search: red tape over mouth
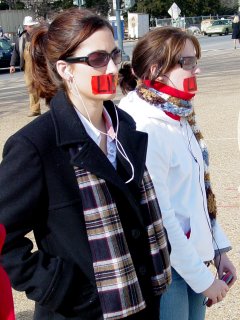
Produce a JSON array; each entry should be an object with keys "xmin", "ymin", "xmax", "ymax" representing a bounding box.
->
[
  {"xmin": 183, "ymin": 76, "xmax": 197, "ymax": 92},
  {"xmin": 91, "ymin": 74, "xmax": 118, "ymax": 95}
]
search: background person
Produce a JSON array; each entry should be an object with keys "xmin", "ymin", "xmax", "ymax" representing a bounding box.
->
[
  {"xmin": 10, "ymin": 16, "xmax": 40, "ymax": 117},
  {"xmin": 232, "ymin": 15, "xmax": 240, "ymax": 49},
  {"xmin": 0, "ymin": 224, "xmax": 15, "ymax": 320},
  {"xmin": 118, "ymin": 26, "xmax": 237, "ymax": 320},
  {"xmin": 238, "ymin": 111, "xmax": 240, "ymax": 192},
  {"xmin": 0, "ymin": 8, "xmax": 171, "ymax": 320}
]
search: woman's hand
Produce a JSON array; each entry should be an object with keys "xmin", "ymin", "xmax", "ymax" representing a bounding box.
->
[
  {"xmin": 202, "ymin": 279, "xmax": 229, "ymax": 306},
  {"xmin": 214, "ymin": 252, "xmax": 237, "ymax": 288}
]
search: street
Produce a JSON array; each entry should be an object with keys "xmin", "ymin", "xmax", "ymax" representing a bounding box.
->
[
  {"xmin": 123, "ymin": 33, "xmax": 237, "ymax": 58},
  {"xmin": 0, "ymin": 36, "xmax": 240, "ymax": 320}
]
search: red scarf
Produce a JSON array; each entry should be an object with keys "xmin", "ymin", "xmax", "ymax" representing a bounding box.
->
[
  {"xmin": 0, "ymin": 224, "xmax": 15, "ymax": 320},
  {"xmin": 143, "ymin": 80, "xmax": 195, "ymax": 121}
]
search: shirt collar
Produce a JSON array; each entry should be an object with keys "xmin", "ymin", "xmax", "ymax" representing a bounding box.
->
[{"xmin": 75, "ymin": 107, "xmax": 115, "ymax": 146}]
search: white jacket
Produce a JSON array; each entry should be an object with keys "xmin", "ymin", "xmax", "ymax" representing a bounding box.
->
[{"xmin": 119, "ymin": 91, "xmax": 231, "ymax": 293}]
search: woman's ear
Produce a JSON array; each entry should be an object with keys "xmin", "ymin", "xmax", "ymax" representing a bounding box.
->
[
  {"xmin": 56, "ymin": 60, "xmax": 73, "ymax": 81},
  {"xmin": 150, "ymin": 64, "xmax": 163, "ymax": 81},
  {"xmin": 156, "ymin": 75, "xmax": 165, "ymax": 82}
]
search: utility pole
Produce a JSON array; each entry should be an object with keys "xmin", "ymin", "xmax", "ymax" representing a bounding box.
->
[{"xmin": 115, "ymin": 0, "xmax": 130, "ymax": 61}]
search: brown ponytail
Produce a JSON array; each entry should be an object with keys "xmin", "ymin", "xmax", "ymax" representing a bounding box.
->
[
  {"xmin": 118, "ymin": 62, "xmax": 137, "ymax": 95},
  {"xmin": 30, "ymin": 24, "xmax": 63, "ymax": 105}
]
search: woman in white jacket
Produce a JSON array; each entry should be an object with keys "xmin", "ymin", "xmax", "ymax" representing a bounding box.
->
[{"xmin": 118, "ymin": 27, "xmax": 237, "ymax": 320}]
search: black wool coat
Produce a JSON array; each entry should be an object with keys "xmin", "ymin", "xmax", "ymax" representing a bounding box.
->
[{"xmin": 0, "ymin": 91, "xmax": 162, "ymax": 320}]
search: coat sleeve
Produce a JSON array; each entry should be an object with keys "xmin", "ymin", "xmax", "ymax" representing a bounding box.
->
[
  {"xmin": 0, "ymin": 134, "xmax": 98, "ymax": 316},
  {"xmin": 138, "ymin": 120, "xmax": 215, "ymax": 294},
  {"xmin": 10, "ymin": 38, "xmax": 20, "ymax": 67}
]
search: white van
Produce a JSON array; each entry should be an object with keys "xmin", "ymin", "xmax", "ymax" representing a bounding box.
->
[{"xmin": 201, "ymin": 19, "xmax": 214, "ymax": 35}]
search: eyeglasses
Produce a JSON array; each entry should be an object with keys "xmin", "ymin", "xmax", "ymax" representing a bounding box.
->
[
  {"xmin": 64, "ymin": 48, "xmax": 122, "ymax": 68},
  {"xmin": 178, "ymin": 56, "xmax": 198, "ymax": 70}
]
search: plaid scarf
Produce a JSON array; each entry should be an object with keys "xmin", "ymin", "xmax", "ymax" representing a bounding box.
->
[
  {"xmin": 74, "ymin": 166, "xmax": 171, "ymax": 319},
  {"xmin": 136, "ymin": 83, "xmax": 217, "ymax": 222}
]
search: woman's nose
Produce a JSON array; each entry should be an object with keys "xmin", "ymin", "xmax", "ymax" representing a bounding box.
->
[
  {"xmin": 193, "ymin": 66, "xmax": 201, "ymax": 75},
  {"xmin": 106, "ymin": 58, "xmax": 118, "ymax": 75}
]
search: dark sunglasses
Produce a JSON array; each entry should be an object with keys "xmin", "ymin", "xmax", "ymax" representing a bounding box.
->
[
  {"xmin": 178, "ymin": 56, "xmax": 198, "ymax": 70},
  {"xmin": 64, "ymin": 48, "xmax": 122, "ymax": 68}
]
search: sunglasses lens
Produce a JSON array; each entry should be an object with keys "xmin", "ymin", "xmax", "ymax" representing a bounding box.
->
[
  {"xmin": 88, "ymin": 49, "xmax": 122, "ymax": 67},
  {"xmin": 181, "ymin": 57, "xmax": 197, "ymax": 70},
  {"xmin": 112, "ymin": 49, "xmax": 122, "ymax": 64},
  {"xmin": 88, "ymin": 52, "xmax": 109, "ymax": 68}
]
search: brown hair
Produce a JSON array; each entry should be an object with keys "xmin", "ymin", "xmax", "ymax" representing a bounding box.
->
[
  {"xmin": 30, "ymin": 8, "xmax": 113, "ymax": 104},
  {"xmin": 119, "ymin": 27, "xmax": 201, "ymax": 94}
]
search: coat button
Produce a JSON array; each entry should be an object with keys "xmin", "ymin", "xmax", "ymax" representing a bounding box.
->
[
  {"xmin": 131, "ymin": 229, "xmax": 141, "ymax": 239},
  {"xmin": 138, "ymin": 265, "xmax": 147, "ymax": 276}
]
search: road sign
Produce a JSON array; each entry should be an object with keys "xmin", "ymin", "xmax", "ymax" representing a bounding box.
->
[{"xmin": 168, "ymin": 2, "xmax": 181, "ymax": 20}]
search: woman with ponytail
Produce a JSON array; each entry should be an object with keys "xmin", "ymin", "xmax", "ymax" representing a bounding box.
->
[
  {"xmin": 0, "ymin": 8, "xmax": 171, "ymax": 320},
  {"xmin": 118, "ymin": 27, "xmax": 237, "ymax": 320}
]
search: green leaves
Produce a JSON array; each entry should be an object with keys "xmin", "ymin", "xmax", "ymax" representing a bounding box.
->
[
  {"xmin": 85, "ymin": 0, "xmax": 110, "ymax": 16},
  {"xmin": 131, "ymin": 0, "xmax": 231, "ymax": 18}
]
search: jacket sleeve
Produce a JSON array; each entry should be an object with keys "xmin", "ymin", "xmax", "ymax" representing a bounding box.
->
[
  {"xmin": 10, "ymin": 38, "xmax": 20, "ymax": 67},
  {"xmin": 138, "ymin": 120, "xmax": 215, "ymax": 294},
  {"xmin": 0, "ymin": 134, "xmax": 98, "ymax": 316}
]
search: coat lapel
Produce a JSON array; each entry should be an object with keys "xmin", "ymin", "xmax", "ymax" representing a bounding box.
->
[
  {"xmin": 70, "ymin": 139, "xmax": 124, "ymax": 190},
  {"xmin": 69, "ymin": 139, "xmax": 146, "ymax": 227},
  {"xmin": 50, "ymin": 91, "xmax": 148, "ymax": 225}
]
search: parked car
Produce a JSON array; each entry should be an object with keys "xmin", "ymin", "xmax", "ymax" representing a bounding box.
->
[
  {"xmin": 206, "ymin": 19, "xmax": 233, "ymax": 36},
  {"xmin": 0, "ymin": 37, "xmax": 13, "ymax": 69},
  {"xmin": 201, "ymin": 19, "xmax": 214, "ymax": 35},
  {"xmin": 186, "ymin": 26, "xmax": 201, "ymax": 35}
]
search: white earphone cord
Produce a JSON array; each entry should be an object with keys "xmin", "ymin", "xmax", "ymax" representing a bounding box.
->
[{"xmin": 70, "ymin": 77, "xmax": 135, "ymax": 184}]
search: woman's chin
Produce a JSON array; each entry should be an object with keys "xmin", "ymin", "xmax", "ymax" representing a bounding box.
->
[{"xmin": 102, "ymin": 93, "xmax": 117, "ymax": 100}]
